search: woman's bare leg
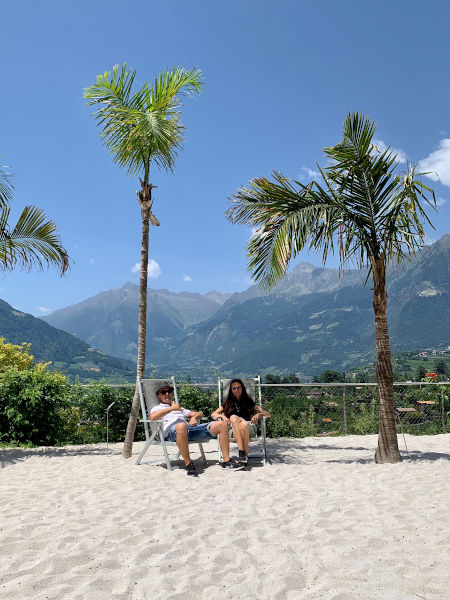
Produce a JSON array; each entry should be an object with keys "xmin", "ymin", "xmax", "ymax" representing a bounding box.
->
[
  {"xmin": 230, "ymin": 414, "xmax": 244, "ymax": 451},
  {"xmin": 239, "ymin": 420, "xmax": 250, "ymax": 455}
]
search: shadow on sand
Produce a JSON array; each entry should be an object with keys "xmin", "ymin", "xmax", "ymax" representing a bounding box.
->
[
  {"xmin": 2, "ymin": 438, "xmax": 449, "ymax": 469},
  {"xmin": 0, "ymin": 444, "xmax": 122, "ymax": 468}
]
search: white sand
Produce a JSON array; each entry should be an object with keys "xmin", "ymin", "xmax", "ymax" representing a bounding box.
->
[{"xmin": 1, "ymin": 434, "xmax": 449, "ymax": 600}]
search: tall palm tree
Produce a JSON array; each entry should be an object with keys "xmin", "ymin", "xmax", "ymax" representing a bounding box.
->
[
  {"xmin": 84, "ymin": 64, "xmax": 202, "ymax": 458},
  {"xmin": 227, "ymin": 113, "xmax": 436, "ymax": 463},
  {"xmin": 0, "ymin": 166, "xmax": 69, "ymax": 274}
]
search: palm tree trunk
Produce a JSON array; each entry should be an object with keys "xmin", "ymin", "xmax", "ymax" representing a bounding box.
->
[
  {"xmin": 122, "ymin": 182, "xmax": 152, "ymax": 458},
  {"xmin": 371, "ymin": 256, "xmax": 401, "ymax": 464}
]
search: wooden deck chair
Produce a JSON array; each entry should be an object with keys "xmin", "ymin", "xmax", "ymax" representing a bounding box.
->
[
  {"xmin": 135, "ymin": 376, "xmax": 207, "ymax": 469},
  {"xmin": 217, "ymin": 375, "xmax": 268, "ymax": 465}
]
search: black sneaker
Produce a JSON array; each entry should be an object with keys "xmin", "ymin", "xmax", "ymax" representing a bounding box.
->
[
  {"xmin": 236, "ymin": 455, "xmax": 248, "ymax": 467},
  {"xmin": 221, "ymin": 460, "xmax": 245, "ymax": 471},
  {"xmin": 186, "ymin": 462, "xmax": 198, "ymax": 477}
]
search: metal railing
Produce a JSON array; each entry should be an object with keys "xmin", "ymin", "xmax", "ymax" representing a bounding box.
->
[{"xmin": 176, "ymin": 381, "xmax": 450, "ymax": 437}]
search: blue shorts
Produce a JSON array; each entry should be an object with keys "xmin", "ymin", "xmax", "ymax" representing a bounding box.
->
[{"xmin": 166, "ymin": 422, "xmax": 217, "ymax": 443}]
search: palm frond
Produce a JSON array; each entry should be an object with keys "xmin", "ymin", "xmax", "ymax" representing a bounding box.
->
[
  {"xmin": 228, "ymin": 172, "xmax": 339, "ymax": 287},
  {"xmin": 228, "ymin": 112, "xmax": 437, "ymax": 288},
  {"xmin": 0, "ymin": 165, "xmax": 14, "ymax": 210},
  {"xmin": 84, "ymin": 64, "xmax": 202, "ymax": 178},
  {"xmin": 0, "ymin": 205, "xmax": 69, "ymax": 275}
]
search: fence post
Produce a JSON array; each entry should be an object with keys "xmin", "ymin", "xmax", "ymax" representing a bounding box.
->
[
  {"xmin": 342, "ymin": 385, "xmax": 347, "ymax": 434},
  {"xmin": 441, "ymin": 387, "xmax": 447, "ymax": 434}
]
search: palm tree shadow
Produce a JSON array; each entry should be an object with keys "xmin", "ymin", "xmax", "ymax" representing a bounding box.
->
[
  {"xmin": 266, "ymin": 439, "xmax": 450, "ymax": 465},
  {"xmin": 266, "ymin": 439, "xmax": 376, "ymax": 465},
  {"xmin": 402, "ymin": 451, "xmax": 450, "ymax": 462}
]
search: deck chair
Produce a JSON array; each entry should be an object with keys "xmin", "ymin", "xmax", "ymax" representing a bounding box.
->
[
  {"xmin": 217, "ymin": 375, "xmax": 268, "ymax": 465},
  {"xmin": 135, "ymin": 376, "xmax": 207, "ymax": 470}
]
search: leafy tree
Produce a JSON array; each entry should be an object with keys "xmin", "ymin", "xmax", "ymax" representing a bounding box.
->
[
  {"xmin": 0, "ymin": 164, "xmax": 69, "ymax": 274},
  {"xmin": 265, "ymin": 373, "xmax": 281, "ymax": 384},
  {"xmin": 433, "ymin": 359, "xmax": 449, "ymax": 377},
  {"xmin": 0, "ymin": 337, "xmax": 35, "ymax": 371},
  {"xmin": 84, "ymin": 64, "xmax": 202, "ymax": 458},
  {"xmin": 281, "ymin": 372, "xmax": 300, "ymax": 383},
  {"xmin": 227, "ymin": 112, "xmax": 436, "ymax": 463},
  {"xmin": 315, "ymin": 370, "xmax": 345, "ymax": 383},
  {"xmin": 414, "ymin": 365, "xmax": 427, "ymax": 382}
]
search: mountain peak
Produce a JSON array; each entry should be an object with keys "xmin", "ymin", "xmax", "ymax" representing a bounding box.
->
[
  {"xmin": 293, "ymin": 262, "xmax": 320, "ymax": 273},
  {"xmin": 204, "ymin": 290, "xmax": 233, "ymax": 305}
]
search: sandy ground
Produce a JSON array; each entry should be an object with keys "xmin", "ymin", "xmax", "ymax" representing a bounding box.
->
[{"xmin": 1, "ymin": 434, "xmax": 449, "ymax": 600}]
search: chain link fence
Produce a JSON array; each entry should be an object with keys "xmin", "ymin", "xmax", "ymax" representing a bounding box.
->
[
  {"xmin": 68, "ymin": 380, "xmax": 449, "ymax": 443},
  {"xmin": 185, "ymin": 381, "xmax": 450, "ymax": 438},
  {"xmin": 259, "ymin": 382, "xmax": 449, "ymax": 437}
]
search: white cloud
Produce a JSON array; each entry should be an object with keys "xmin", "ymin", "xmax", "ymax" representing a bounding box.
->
[
  {"xmin": 300, "ymin": 166, "xmax": 320, "ymax": 179},
  {"xmin": 183, "ymin": 274, "xmax": 192, "ymax": 282},
  {"xmin": 37, "ymin": 306, "xmax": 52, "ymax": 314},
  {"xmin": 131, "ymin": 259, "xmax": 162, "ymax": 279},
  {"xmin": 437, "ymin": 196, "xmax": 447, "ymax": 207},
  {"xmin": 418, "ymin": 139, "xmax": 450, "ymax": 187},
  {"xmin": 373, "ymin": 138, "xmax": 407, "ymax": 163},
  {"xmin": 148, "ymin": 260, "xmax": 161, "ymax": 279}
]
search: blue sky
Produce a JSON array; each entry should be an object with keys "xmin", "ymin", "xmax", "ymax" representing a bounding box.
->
[{"xmin": 1, "ymin": 0, "xmax": 449, "ymax": 317}]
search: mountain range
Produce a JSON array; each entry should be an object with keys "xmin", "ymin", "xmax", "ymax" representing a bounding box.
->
[
  {"xmin": 37, "ymin": 235, "xmax": 449, "ymax": 380},
  {"xmin": 0, "ymin": 299, "xmax": 136, "ymax": 382}
]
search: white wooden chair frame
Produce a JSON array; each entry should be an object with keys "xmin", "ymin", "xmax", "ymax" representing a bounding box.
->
[
  {"xmin": 135, "ymin": 376, "xmax": 207, "ymax": 470},
  {"xmin": 217, "ymin": 375, "xmax": 268, "ymax": 465}
]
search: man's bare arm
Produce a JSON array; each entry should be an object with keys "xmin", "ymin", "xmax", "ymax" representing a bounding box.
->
[{"xmin": 149, "ymin": 403, "xmax": 181, "ymax": 421}]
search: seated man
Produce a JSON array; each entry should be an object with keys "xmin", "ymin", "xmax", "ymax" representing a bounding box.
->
[{"xmin": 150, "ymin": 382, "xmax": 244, "ymax": 476}]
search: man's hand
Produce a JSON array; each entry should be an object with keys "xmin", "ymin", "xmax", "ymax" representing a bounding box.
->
[
  {"xmin": 170, "ymin": 403, "xmax": 181, "ymax": 411},
  {"xmin": 189, "ymin": 416, "xmax": 198, "ymax": 426}
]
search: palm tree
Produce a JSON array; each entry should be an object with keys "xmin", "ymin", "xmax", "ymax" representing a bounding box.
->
[
  {"xmin": 0, "ymin": 165, "xmax": 69, "ymax": 274},
  {"xmin": 227, "ymin": 112, "xmax": 436, "ymax": 463},
  {"xmin": 84, "ymin": 64, "xmax": 202, "ymax": 458}
]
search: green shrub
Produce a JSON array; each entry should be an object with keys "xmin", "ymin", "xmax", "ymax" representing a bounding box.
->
[
  {"xmin": 177, "ymin": 384, "xmax": 218, "ymax": 417},
  {"xmin": 0, "ymin": 365, "xmax": 70, "ymax": 445},
  {"xmin": 265, "ymin": 396, "xmax": 320, "ymax": 438},
  {"xmin": 67, "ymin": 382, "xmax": 136, "ymax": 444},
  {"xmin": 348, "ymin": 403, "xmax": 379, "ymax": 434}
]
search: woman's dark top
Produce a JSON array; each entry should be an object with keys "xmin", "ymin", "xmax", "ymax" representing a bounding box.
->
[{"xmin": 223, "ymin": 396, "xmax": 256, "ymax": 420}]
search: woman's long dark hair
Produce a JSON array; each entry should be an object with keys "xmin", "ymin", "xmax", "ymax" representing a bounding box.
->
[{"xmin": 223, "ymin": 378, "xmax": 252, "ymax": 417}]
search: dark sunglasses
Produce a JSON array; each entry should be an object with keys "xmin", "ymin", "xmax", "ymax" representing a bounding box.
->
[{"xmin": 158, "ymin": 389, "xmax": 173, "ymax": 395}]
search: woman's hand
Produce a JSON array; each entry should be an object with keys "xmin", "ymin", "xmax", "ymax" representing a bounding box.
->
[{"xmin": 250, "ymin": 413, "xmax": 261, "ymax": 424}]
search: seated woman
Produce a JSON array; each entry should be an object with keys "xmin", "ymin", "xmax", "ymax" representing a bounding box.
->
[{"xmin": 211, "ymin": 378, "xmax": 270, "ymax": 466}]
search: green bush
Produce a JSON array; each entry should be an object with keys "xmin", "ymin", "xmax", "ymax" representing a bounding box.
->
[
  {"xmin": 177, "ymin": 384, "xmax": 218, "ymax": 417},
  {"xmin": 347, "ymin": 403, "xmax": 379, "ymax": 434},
  {"xmin": 265, "ymin": 395, "xmax": 320, "ymax": 438},
  {"xmin": 66, "ymin": 382, "xmax": 137, "ymax": 444},
  {"xmin": 0, "ymin": 366, "xmax": 70, "ymax": 445},
  {"xmin": 3, "ymin": 372, "xmax": 447, "ymax": 447}
]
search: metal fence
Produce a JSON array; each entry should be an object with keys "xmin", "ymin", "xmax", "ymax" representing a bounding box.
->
[{"xmin": 182, "ymin": 381, "xmax": 450, "ymax": 437}]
